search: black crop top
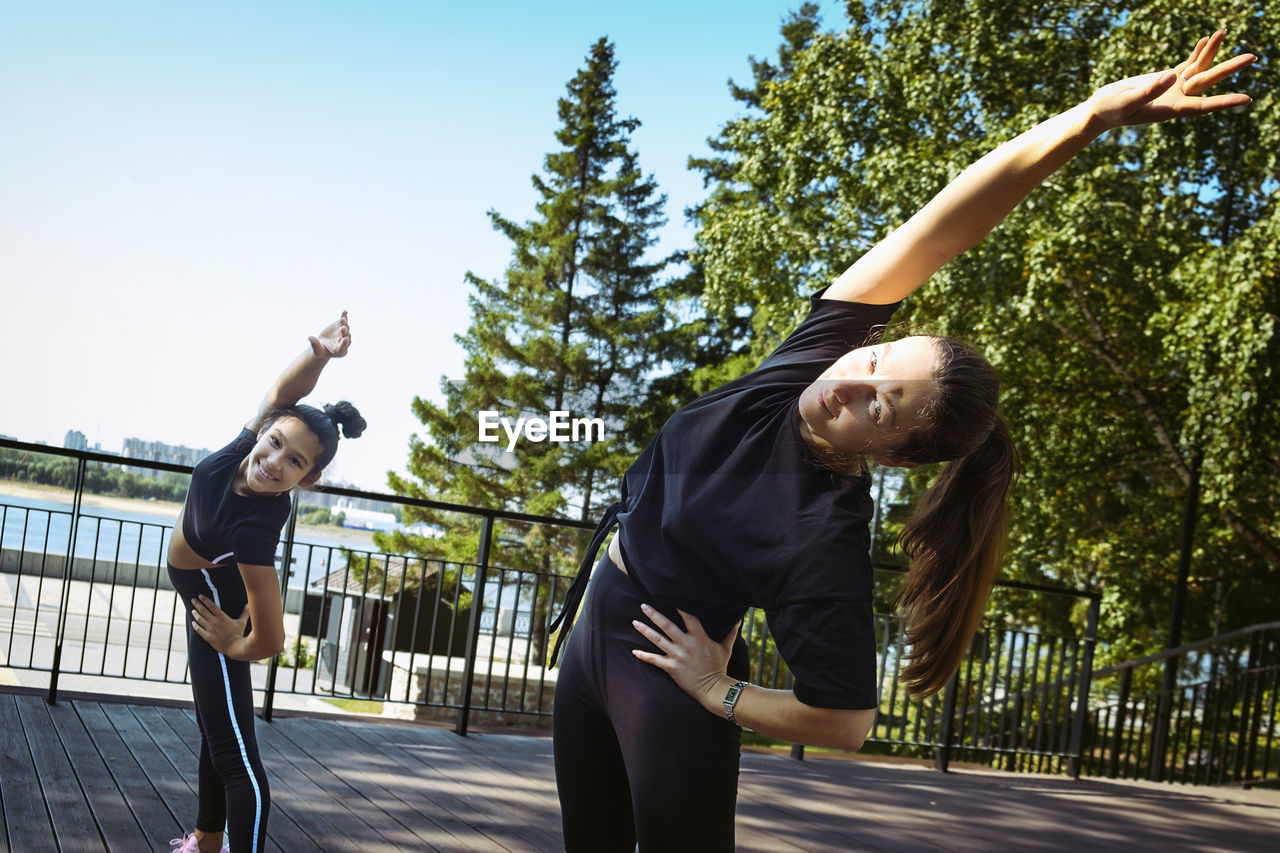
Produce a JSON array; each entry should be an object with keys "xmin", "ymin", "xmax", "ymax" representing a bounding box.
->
[
  {"xmin": 616, "ymin": 293, "xmax": 900, "ymax": 710},
  {"xmin": 181, "ymin": 429, "xmax": 291, "ymax": 567}
]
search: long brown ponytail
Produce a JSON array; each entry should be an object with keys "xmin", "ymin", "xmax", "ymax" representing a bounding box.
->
[{"xmin": 890, "ymin": 337, "xmax": 1017, "ymax": 697}]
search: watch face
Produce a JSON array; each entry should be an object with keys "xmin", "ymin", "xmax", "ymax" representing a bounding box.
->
[{"xmin": 725, "ymin": 684, "xmax": 742, "ymax": 703}]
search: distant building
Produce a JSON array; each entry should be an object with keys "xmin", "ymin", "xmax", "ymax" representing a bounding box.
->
[
  {"xmin": 302, "ymin": 487, "xmax": 392, "ymax": 513},
  {"xmin": 64, "ymin": 430, "xmax": 89, "ymax": 450},
  {"xmin": 331, "ymin": 500, "xmax": 398, "ymax": 532},
  {"xmin": 121, "ymin": 437, "xmax": 214, "ymax": 477}
]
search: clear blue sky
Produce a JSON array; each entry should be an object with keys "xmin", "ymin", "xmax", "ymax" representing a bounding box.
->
[{"xmin": 1, "ymin": 0, "xmax": 847, "ymax": 490}]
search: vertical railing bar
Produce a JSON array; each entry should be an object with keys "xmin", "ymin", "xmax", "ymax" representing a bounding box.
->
[
  {"xmin": 382, "ymin": 551, "xmax": 411, "ymax": 704},
  {"xmin": 395, "ymin": 555, "xmax": 423, "ymax": 704},
  {"xmin": 1, "ymin": 504, "xmax": 17, "ymax": 661},
  {"xmin": 306, "ymin": 545, "xmax": 328, "ymax": 697},
  {"xmin": 31, "ymin": 507, "xmax": 55, "ymax": 669},
  {"xmin": 1180, "ymin": 680, "xmax": 1202, "ymax": 783},
  {"xmin": 874, "ymin": 614, "xmax": 893, "ymax": 741},
  {"xmin": 1242, "ymin": 650, "xmax": 1267, "ymax": 785},
  {"xmin": 1169, "ymin": 676, "xmax": 1190, "ymax": 783},
  {"xmin": 979, "ymin": 628, "xmax": 996, "ymax": 753},
  {"xmin": 1051, "ymin": 637, "xmax": 1069, "ymax": 763},
  {"xmin": 957, "ymin": 630, "xmax": 979, "ymax": 764},
  {"xmin": 1200, "ymin": 654, "xmax": 1225, "ymax": 785},
  {"xmin": 1108, "ymin": 668, "xmax": 1132, "ymax": 778},
  {"xmin": 455, "ymin": 515, "xmax": 494, "ymax": 736},
  {"xmin": 483, "ymin": 564, "xmax": 507, "ymax": 712},
  {"xmin": 1012, "ymin": 630, "xmax": 1030, "ymax": 771},
  {"xmin": 1017, "ymin": 631, "xmax": 1038, "ymax": 769},
  {"xmin": 118, "ymin": 517, "xmax": 143, "ymax": 676},
  {"xmin": 318, "ymin": 545, "xmax": 342, "ymax": 696},
  {"xmin": 48, "ymin": 458, "xmax": 87, "ymax": 703},
  {"xmin": 80, "ymin": 516, "xmax": 107, "ymax": 674},
  {"xmin": 997, "ymin": 629, "xmax": 1015, "ymax": 766},
  {"xmin": 1032, "ymin": 635, "xmax": 1052, "ymax": 770},
  {"xmin": 262, "ymin": 492, "xmax": 299, "ymax": 722},
  {"xmin": 145, "ymin": 522, "xmax": 168, "ymax": 681},
  {"xmin": 419, "ymin": 556, "xmax": 446, "ymax": 706},
  {"xmin": 360, "ymin": 550, "xmax": 391, "ymax": 703},
  {"xmin": 445, "ymin": 560, "xmax": 470, "ymax": 701},
  {"xmin": 523, "ymin": 570, "xmax": 545, "ymax": 714},
  {"xmin": 933, "ymin": 666, "xmax": 959, "ymax": 772},
  {"xmin": 121, "ymin": 521, "xmax": 150, "ymax": 679},
  {"xmin": 1235, "ymin": 633, "xmax": 1262, "ymax": 784},
  {"xmin": 1259, "ymin": 655, "xmax": 1279, "ymax": 781},
  {"xmin": 1068, "ymin": 596, "xmax": 1098, "ymax": 779}
]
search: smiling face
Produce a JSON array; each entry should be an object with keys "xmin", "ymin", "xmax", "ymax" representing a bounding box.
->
[
  {"xmin": 237, "ymin": 416, "xmax": 325, "ymax": 496},
  {"xmin": 797, "ymin": 335, "xmax": 941, "ymax": 467}
]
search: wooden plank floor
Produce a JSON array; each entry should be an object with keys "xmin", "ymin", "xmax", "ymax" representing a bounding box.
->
[{"xmin": 3, "ymin": 689, "xmax": 1279, "ymax": 852}]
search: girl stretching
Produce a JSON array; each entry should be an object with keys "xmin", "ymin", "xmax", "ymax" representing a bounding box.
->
[
  {"xmin": 551, "ymin": 31, "xmax": 1254, "ymax": 852},
  {"xmin": 165, "ymin": 312, "xmax": 365, "ymax": 853}
]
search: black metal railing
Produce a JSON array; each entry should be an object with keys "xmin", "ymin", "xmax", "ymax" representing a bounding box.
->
[
  {"xmin": 2, "ymin": 437, "xmax": 1102, "ymax": 774},
  {"xmin": 1081, "ymin": 621, "xmax": 1280, "ymax": 786}
]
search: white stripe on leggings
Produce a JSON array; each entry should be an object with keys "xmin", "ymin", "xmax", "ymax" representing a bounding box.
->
[{"xmin": 200, "ymin": 568, "xmax": 264, "ymax": 852}]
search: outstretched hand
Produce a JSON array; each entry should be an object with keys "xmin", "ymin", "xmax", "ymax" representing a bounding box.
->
[
  {"xmin": 309, "ymin": 310, "xmax": 352, "ymax": 359},
  {"xmin": 632, "ymin": 604, "xmax": 740, "ymax": 709},
  {"xmin": 1089, "ymin": 30, "xmax": 1255, "ymax": 130}
]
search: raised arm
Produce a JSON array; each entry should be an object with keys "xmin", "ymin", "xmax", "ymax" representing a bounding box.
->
[
  {"xmin": 246, "ymin": 311, "xmax": 353, "ymax": 432},
  {"xmin": 827, "ymin": 30, "xmax": 1255, "ymax": 305}
]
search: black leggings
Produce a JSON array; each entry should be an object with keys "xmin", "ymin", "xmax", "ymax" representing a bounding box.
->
[
  {"xmin": 169, "ymin": 563, "xmax": 270, "ymax": 853},
  {"xmin": 553, "ymin": 553, "xmax": 750, "ymax": 852}
]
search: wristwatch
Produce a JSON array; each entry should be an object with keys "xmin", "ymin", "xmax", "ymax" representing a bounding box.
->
[{"xmin": 723, "ymin": 680, "xmax": 749, "ymax": 726}]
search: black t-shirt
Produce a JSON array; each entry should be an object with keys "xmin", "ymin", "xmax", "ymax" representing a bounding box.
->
[
  {"xmin": 180, "ymin": 428, "xmax": 291, "ymax": 567},
  {"xmin": 616, "ymin": 294, "xmax": 900, "ymax": 709}
]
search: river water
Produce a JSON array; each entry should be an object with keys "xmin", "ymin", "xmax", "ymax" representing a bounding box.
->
[{"xmin": 0, "ymin": 490, "xmax": 377, "ymax": 590}]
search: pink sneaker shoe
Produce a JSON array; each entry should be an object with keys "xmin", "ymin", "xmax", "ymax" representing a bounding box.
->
[{"xmin": 167, "ymin": 834, "xmax": 229, "ymax": 853}]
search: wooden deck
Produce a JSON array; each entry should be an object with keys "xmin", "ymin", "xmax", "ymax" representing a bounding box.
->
[{"xmin": 3, "ymin": 688, "xmax": 1278, "ymax": 852}]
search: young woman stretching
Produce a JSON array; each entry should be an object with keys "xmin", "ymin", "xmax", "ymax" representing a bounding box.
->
[
  {"xmin": 165, "ymin": 311, "xmax": 365, "ymax": 853},
  {"xmin": 550, "ymin": 31, "xmax": 1254, "ymax": 851}
]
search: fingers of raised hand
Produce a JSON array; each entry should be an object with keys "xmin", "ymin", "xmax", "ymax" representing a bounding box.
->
[
  {"xmin": 1182, "ymin": 52, "xmax": 1256, "ymax": 98},
  {"xmin": 1174, "ymin": 31, "xmax": 1217, "ymax": 77},
  {"xmin": 1174, "ymin": 30, "xmax": 1255, "ymax": 95}
]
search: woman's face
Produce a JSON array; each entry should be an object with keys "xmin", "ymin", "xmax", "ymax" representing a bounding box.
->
[
  {"xmin": 797, "ymin": 335, "xmax": 940, "ymax": 466},
  {"xmin": 239, "ymin": 416, "xmax": 324, "ymax": 495}
]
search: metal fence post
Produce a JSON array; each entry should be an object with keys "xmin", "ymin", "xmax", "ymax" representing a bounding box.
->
[
  {"xmin": 1235, "ymin": 630, "xmax": 1263, "ymax": 784},
  {"xmin": 262, "ymin": 493, "xmax": 300, "ymax": 723},
  {"xmin": 1107, "ymin": 667, "xmax": 1132, "ymax": 778},
  {"xmin": 455, "ymin": 515, "xmax": 494, "ymax": 736},
  {"xmin": 1068, "ymin": 595, "xmax": 1099, "ymax": 779},
  {"xmin": 47, "ymin": 457, "xmax": 87, "ymax": 705},
  {"xmin": 934, "ymin": 671, "xmax": 959, "ymax": 772}
]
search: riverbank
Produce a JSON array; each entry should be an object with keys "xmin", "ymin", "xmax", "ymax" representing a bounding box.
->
[
  {"xmin": 0, "ymin": 481, "xmax": 183, "ymax": 517},
  {"xmin": 0, "ymin": 481, "xmax": 378, "ymax": 546}
]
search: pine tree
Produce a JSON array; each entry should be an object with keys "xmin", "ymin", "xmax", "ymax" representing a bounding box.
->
[{"xmin": 377, "ymin": 38, "xmax": 671, "ymax": 659}]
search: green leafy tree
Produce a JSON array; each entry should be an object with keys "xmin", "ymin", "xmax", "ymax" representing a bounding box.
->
[
  {"xmin": 379, "ymin": 38, "xmax": 672, "ymax": 657},
  {"xmin": 688, "ymin": 1, "xmax": 1277, "ymax": 667}
]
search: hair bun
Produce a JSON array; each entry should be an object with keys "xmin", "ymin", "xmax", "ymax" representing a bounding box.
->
[{"xmin": 323, "ymin": 401, "xmax": 367, "ymax": 439}]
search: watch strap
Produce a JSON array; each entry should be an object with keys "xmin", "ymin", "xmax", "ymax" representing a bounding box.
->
[{"xmin": 723, "ymin": 680, "xmax": 749, "ymax": 726}]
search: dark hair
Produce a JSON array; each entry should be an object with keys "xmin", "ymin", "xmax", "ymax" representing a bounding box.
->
[
  {"xmin": 892, "ymin": 337, "xmax": 1017, "ymax": 697},
  {"xmin": 262, "ymin": 400, "xmax": 366, "ymax": 474}
]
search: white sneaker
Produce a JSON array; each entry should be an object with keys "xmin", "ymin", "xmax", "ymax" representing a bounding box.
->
[{"xmin": 167, "ymin": 833, "xmax": 229, "ymax": 853}]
